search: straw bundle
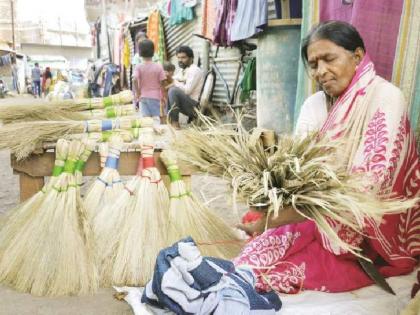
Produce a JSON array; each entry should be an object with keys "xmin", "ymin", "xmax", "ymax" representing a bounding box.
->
[
  {"xmin": 84, "ymin": 135, "xmax": 124, "ymax": 223},
  {"xmin": 171, "ymin": 116, "xmax": 418, "ymax": 256},
  {"xmin": 0, "ymin": 90, "xmax": 133, "ymax": 123},
  {"xmin": 160, "ymin": 150, "xmax": 242, "ymax": 259},
  {"xmin": 100, "ymin": 130, "xmax": 169, "ymax": 286},
  {"xmin": 0, "ymin": 140, "xmax": 98, "ymax": 296},
  {"xmin": 0, "ymin": 117, "xmax": 153, "ymax": 160}
]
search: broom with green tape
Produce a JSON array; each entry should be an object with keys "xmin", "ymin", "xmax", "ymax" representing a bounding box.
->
[
  {"xmin": 0, "ymin": 117, "xmax": 153, "ymax": 160},
  {"xmin": 161, "ymin": 150, "xmax": 243, "ymax": 259},
  {"xmin": 99, "ymin": 130, "xmax": 169, "ymax": 286},
  {"xmin": 0, "ymin": 140, "xmax": 98, "ymax": 296},
  {"xmin": 0, "ymin": 139, "xmax": 69, "ymax": 257},
  {"xmin": 0, "ymin": 90, "xmax": 134, "ymax": 123}
]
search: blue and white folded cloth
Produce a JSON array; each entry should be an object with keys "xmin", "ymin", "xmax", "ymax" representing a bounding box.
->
[{"xmin": 142, "ymin": 237, "xmax": 282, "ymax": 315}]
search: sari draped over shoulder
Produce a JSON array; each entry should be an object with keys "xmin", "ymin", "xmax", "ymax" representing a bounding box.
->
[{"xmin": 233, "ymin": 55, "xmax": 420, "ymax": 293}]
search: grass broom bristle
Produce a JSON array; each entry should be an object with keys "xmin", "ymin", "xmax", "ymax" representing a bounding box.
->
[
  {"xmin": 161, "ymin": 149, "xmax": 243, "ymax": 259},
  {"xmin": 0, "ymin": 90, "xmax": 134, "ymax": 123},
  {"xmin": 101, "ymin": 131, "xmax": 169, "ymax": 286},
  {"xmin": 171, "ymin": 114, "xmax": 418, "ymax": 257},
  {"xmin": 0, "ymin": 117, "xmax": 153, "ymax": 160},
  {"xmin": 0, "ymin": 140, "xmax": 98, "ymax": 296}
]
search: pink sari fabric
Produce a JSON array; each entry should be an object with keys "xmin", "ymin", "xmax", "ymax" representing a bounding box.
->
[{"xmin": 234, "ymin": 56, "xmax": 420, "ymax": 293}]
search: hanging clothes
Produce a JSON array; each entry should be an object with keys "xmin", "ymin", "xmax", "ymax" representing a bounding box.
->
[
  {"xmin": 147, "ymin": 10, "xmax": 160, "ymax": 56},
  {"xmin": 157, "ymin": 13, "xmax": 167, "ymax": 63},
  {"xmin": 169, "ymin": 0, "xmax": 195, "ymax": 26},
  {"xmin": 146, "ymin": 10, "xmax": 167, "ymax": 63},
  {"xmin": 201, "ymin": 0, "xmax": 217, "ymax": 41},
  {"xmin": 274, "ymin": 0, "xmax": 302, "ymax": 19},
  {"xmin": 230, "ymin": 0, "xmax": 267, "ymax": 42},
  {"xmin": 240, "ymin": 57, "xmax": 256, "ymax": 102},
  {"xmin": 213, "ymin": 0, "xmax": 238, "ymax": 46},
  {"xmin": 319, "ymin": 0, "xmax": 404, "ymax": 81}
]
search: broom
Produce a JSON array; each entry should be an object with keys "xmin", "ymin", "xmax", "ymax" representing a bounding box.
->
[
  {"xmin": 0, "ymin": 90, "xmax": 134, "ymax": 123},
  {"xmin": 84, "ymin": 135, "xmax": 124, "ymax": 223},
  {"xmin": 0, "ymin": 117, "xmax": 153, "ymax": 160},
  {"xmin": 99, "ymin": 130, "xmax": 169, "ymax": 287},
  {"xmin": 171, "ymin": 115, "xmax": 418, "ymax": 256},
  {"xmin": 0, "ymin": 140, "xmax": 98, "ymax": 296},
  {"xmin": 160, "ymin": 149, "xmax": 243, "ymax": 259},
  {"xmin": 0, "ymin": 139, "xmax": 70, "ymax": 259},
  {"xmin": 64, "ymin": 129, "xmax": 141, "ymax": 144},
  {"xmin": 77, "ymin": 105, "xmax": 135, "ymax": 120}
]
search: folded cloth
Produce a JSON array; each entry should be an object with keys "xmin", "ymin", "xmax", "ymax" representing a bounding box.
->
[{"xmin": 142, "ymin": 237, "xmax": 282, "ymax": 314}]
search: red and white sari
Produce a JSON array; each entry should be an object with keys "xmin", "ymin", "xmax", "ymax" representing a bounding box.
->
[{"xmin": 234, "ymin": 55, "xmax": 420, "ymax": 293}]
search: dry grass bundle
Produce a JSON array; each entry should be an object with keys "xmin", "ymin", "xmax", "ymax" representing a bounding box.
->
[
  {"xmin": 160, "ymin": 150, "xmax": 243, "ymax": 259},
  {"xmin": 0, "ymin": 90, "xmax": 133, "ymax": 123},
  {"xmin": 100, "ymin": 131, "xmax": 169, "ymax": 287},
  {"xmin": 0, "ymin": 140, "xmax": 98, "ymax": 296},
  {"xmin": 172, "ymin": 115, "xmax": 418, "ymax": 256},
  {"xmin": 0, "ymin": 117, "xmax": 153, "ymax": 160},
  {"xmin": 85, "ymin": 135, "xmax": 124, "ymax": 223}
]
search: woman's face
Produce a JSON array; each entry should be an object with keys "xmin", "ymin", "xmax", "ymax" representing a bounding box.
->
[{"xmin": 307, "ymin": 39, "xmax": 364, "ymax": 97}]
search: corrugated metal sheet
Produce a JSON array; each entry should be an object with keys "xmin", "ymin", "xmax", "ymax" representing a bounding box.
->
[{"xmin": 209, "ymin": 46, "xmax": 243, "ymax": 105}]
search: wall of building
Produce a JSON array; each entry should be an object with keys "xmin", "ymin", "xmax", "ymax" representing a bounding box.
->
[{"xmin": 21, "ymin": 43, "xmax": 92, "ymax": 70}]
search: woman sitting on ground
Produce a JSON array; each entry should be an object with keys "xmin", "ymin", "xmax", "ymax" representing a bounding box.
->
[{"xmin": 235, "ymin": 20, "xmax": 420, "ymax": 294}]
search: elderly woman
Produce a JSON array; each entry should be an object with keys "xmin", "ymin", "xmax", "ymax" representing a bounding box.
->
[{"xmin": 235, "ymin": 20, "xmax": 420, "ymax": 293}]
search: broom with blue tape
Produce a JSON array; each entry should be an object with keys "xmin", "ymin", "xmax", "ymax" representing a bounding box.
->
[
  {"xmin": 0, "ymin": 90, "xmax": 134, "ymax": 124},
  {"xmin": 0, "ymin": 117, "xmax": 153, "ymax": 160},
  {"xmin": 85, "ymin": 135, "xmax": 124, "ymax": 223},
  {"xmin": 99, "ymin": 130, "xmax": 170, "ymax": 286}
]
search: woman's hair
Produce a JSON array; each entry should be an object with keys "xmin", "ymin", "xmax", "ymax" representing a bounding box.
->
[
  {"xmin": 301, "ymin": 20, "xmax": 365, "ymax": 66},
  {"xmin": 176, "ymin": 45, "xmax": 194, "ymax": 58},
  {"xmin": 163, "ymin": 62, "xmax": 175, "ymax": 72},
  {"xmin": 139, "ymin": 39, "xmax": 155, "ymax": 58}
]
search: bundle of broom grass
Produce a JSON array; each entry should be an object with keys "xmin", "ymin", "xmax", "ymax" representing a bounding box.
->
[
  {"xmin": 171, "ymin": 115, "xmax": 418, "ymax": 256},
  {"xmin": 0, "ymin": 117, "xmax": 153, "ymax": 160},
  {"xmin": 0, "ymin": 139, "xmax": 98, "ymax": 296},
  {"xmin": 0, "ymin": 90, "xmax": 133, "ymax": 123},
  {"xmin": 99, "ymin": 130, "xmax": 169, "ymax": 286},
  {"xmin": 160, "ymin": 149, "xmax": 243, "ymax": 259}
]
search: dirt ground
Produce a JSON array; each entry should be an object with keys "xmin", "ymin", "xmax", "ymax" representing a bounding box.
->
[{"xmin": 0, "ymin": 148, "xmax": 247, "ymax": 314}]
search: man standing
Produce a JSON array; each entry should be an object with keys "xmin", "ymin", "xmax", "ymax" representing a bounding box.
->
[
  {"xmin": 167, "ymin": 46, "xmax": 204, "ymax": 129},
  {"xmin": 31, "ymin": 62, "xmax": 41, "ymax": 98}
]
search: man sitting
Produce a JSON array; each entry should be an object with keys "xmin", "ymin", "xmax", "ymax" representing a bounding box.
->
[{"xmin": 167, "ymin": 45, "xmax": 204, "ymax": 129}]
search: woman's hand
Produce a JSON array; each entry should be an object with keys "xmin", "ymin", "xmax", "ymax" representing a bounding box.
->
[{"xmin": 237, "ymin": 206, "xmax": 307, "ymax": 236}]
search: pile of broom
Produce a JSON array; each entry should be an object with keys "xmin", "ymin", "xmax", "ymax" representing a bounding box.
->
[
  {"xmin": 170, "ymin": 114, "xmax": 419, "ymax": 257},
  {"xmin": 0, "ymin": 93, "xmax": 242, "ymax": 296}
]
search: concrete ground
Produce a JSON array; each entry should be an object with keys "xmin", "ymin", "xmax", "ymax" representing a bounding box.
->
[{"xmin": 0, "ymin": 149, "xmax": 246, "ymax": 314}]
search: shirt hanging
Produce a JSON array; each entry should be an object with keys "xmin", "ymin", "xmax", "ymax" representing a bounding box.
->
[{"xmin": 169, "ymin": 0, "xmax": 195, "ymax": 26}]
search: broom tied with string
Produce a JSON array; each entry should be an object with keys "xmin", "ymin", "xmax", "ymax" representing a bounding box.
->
[
  {"xmin": 99, "ymin": 130, "xmax": 170, "ymax": 286},
  {"xmin": 160, "ymin": 149, "xmax": 243, "ymax": 259},
  {"xmin": 0, "ymin": 90, "xmax": 134, "ymax": 124},
  {"xmin": 84, "ymin": 135, "xmax": 124, "ymax": 223},
  {"xmin": 0, "ymin": 140, "xmax": 98, "ymax": 296},
  {"xmin": 171, "ymin": 115, "xmax": 418, "ymax": 257},
  {"xmin": 0, "ymin": 117, "xmax": 153, "ymax": 160}
]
